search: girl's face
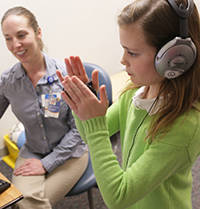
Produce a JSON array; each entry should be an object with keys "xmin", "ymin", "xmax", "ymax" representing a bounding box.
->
[
  {"xmin": 119, "ymin": 23, "xmax": 165, "ymax": 90},
  {"xmin": 2, "ymin": 14, "xmax": 41, "ymax": 65}
]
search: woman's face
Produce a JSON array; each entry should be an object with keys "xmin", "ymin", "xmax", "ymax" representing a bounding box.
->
[
  {"xmin": 2, "ymin": 14, "xmax": 41, "ymax": 65},
  {"xmin": 119, "ymin": 23, "xmax": 165, "ymax": 89}
]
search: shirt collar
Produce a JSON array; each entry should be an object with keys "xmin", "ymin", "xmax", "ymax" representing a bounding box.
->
[
  {"xmin": 15, "ymin": 52, "xmax": 59, "ymax": 84},
  {"xmin": 132, "ymin": 86, "xmax": 163, "ymax": 116}
]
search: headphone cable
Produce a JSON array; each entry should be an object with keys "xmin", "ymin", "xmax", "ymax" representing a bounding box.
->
[{"xmin": 124, "ymin": 80, "xmax": 169, "ymax": 170}]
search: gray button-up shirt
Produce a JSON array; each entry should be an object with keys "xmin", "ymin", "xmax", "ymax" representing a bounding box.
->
[{"xmin": 0, "ymin": 53, "xmax": 87, "ymax": 173}]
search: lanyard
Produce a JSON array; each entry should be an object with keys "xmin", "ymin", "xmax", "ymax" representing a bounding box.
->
[{"xmin": 47, "ymin": 76, "xmax": 54, "ymax": 94}]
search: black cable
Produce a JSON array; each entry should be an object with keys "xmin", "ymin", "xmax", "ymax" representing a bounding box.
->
[{"xmin": 124, "ymin": 81, "xmax": 169, "ymax": 170}]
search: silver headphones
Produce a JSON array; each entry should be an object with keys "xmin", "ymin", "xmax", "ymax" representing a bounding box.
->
[{"xmin": 155, "ymin": 0, "xmax": 197, "ymax": 79}]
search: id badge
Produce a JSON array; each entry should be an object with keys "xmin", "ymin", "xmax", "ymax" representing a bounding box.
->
[{"xmin": 41, "ymin": 93, "xmax": 61, "ymax": 118}]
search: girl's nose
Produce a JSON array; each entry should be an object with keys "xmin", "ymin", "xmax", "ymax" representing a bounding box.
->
[{"xmin": 120, "ymin": 53, "xmax": 129, "ymax": 67}]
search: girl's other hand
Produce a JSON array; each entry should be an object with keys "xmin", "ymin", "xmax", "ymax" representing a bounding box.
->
[{"xmin": 61, "ymin": 76, "xmax": 108, "ymax": 121}]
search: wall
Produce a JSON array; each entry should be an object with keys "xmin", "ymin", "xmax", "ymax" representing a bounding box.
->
[{"xmin": 195, "ymin": 0, "xmax": 200, "ymax": 10}]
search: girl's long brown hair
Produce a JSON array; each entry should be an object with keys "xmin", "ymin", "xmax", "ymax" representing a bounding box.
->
[{"xmin": 118, "ymin": 0, "xmax": 200, "ymax": 141}]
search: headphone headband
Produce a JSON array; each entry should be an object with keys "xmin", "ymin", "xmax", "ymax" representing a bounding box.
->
[
  {"xmin": 167, "ymin": 0, "xmax": 194, "ymax": 19},
  {"xmin": 168, "ymin": 0, "xmax": 194, "ymax": 38}
]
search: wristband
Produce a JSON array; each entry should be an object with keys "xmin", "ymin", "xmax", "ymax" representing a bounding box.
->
[
  {"xmin": 62, "ymin": 88, "xmax": 72, "ymax": 100},
  {"xmin": 86, "ymin": 80, "xmax": 97, "ymax": 96},
  {"xmin": 63, "ymin": 80, "xmax": 97, "ymax": 99}
]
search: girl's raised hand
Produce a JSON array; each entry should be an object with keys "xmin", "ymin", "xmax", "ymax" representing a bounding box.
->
[{"xmin": 57, "ymin": 55, "xmax": 99, "ymax": 95}]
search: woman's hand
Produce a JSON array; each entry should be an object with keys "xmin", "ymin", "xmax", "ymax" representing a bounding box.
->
[
  {"xmin": 61, "ymin": 75, "xmax": 109, "ymax": 121},
  {"xmin": 13, "ymin": 158, "xmax": 47, "ymax": 176}
]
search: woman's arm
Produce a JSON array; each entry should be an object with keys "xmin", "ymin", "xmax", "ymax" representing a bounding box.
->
[{"xmin": 0, "ymin": 71, "xmax": 10, "ymax": 118}]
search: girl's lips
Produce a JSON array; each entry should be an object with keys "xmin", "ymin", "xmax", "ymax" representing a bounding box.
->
[{"xmin": 126, "ymin": 71, "xmax": 132, "ymax": 76}]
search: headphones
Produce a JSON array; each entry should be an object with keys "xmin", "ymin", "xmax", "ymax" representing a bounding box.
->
[{"xmin": 155, "ymin": 0, "xmax": 197, "ymax": 79}]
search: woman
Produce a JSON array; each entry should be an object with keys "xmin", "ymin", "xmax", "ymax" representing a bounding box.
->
[
  {"xmin": 57, "ymin": 0, "xmax": 200, "ymax": 208},
  {"xmin": 0, "ymin": 6, "xmax": 88, "ymax": 209}
]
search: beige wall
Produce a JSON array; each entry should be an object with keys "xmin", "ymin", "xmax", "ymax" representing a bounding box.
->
[{"xmin": 196, "ymin": 0, "xmax": 200, "ymax": 9}]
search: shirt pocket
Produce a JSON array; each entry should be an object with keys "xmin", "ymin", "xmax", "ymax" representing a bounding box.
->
[{"xmin": 59, "ymin": 99, "xmax": 69, "ymax": 115}]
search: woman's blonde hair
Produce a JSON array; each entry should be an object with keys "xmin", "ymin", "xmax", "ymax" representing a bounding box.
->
[
  {"xmin": 118, "ymin": 0, "xmax": 200, "ymax": 141},
  {"xmin": 1, "ymin": 6, "xmax": 44, "ymax": 51}
]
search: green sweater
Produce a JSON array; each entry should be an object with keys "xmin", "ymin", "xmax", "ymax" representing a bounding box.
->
[{"xmin": 74, "ymin": 88, "xmax": 200, "ymax": 209}]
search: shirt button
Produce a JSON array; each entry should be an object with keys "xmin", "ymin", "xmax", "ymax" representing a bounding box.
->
[
  {"xmin": 43, "ymin": 137, "xmax": 46, "ymax": 140},
  {"xmin": 37, "ymin": 112, "xmax": 40, "ymax": 116},
  {"xmin": 36, "ymin": 98, "xmax": 38, "ymax": 102},
  {"xmin": 40, "ymin": 124, "xmax": 43, "ymax": 128}
]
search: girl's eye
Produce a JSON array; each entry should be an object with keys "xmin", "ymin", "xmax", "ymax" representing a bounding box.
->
[{"xmin": 128, "ymin": 51, "xmax": 137, "ymax": 57}]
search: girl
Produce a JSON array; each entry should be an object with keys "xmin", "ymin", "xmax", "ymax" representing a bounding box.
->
[{"xmin": 57, "ymin": 0, "xmax": 200, "ymax": 208}]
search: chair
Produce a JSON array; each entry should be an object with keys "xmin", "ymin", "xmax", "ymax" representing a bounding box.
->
[
  {"xmin": 66, "ymin": 153, "xmax": 96, "ymax": 209},
  {"xmin": 16, "ymin": 62, "xmax": 117, "ymax": 209},
  {"xmin": 64, "ymin": 62, "xmax": 115, "ymax": 208}
]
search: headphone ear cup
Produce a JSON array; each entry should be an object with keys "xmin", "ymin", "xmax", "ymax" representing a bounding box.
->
[{"xmin": 155, "ymin": 37, "xmax": 197, "ymax": 79}]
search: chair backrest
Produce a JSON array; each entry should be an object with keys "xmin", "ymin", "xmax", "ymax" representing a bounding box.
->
[{"xmin": 83, "ymin": 62, "xmax": 112, "ymax": 106}]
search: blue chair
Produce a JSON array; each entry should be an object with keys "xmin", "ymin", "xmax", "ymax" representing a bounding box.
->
[
  {"xmin": 66, "ymin": 153, "xmax": 96, "ymax": 209},
  {"xmin": 17, "ymin": 62, "xmax": 115, "ymax": 209},
  {"xmin": 17, "ymin": 131, "xmax": 26, "ymax": 149},
  {"xmin": 64, "ymin": 63, "xmax": 114, "ymax": 209}
]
